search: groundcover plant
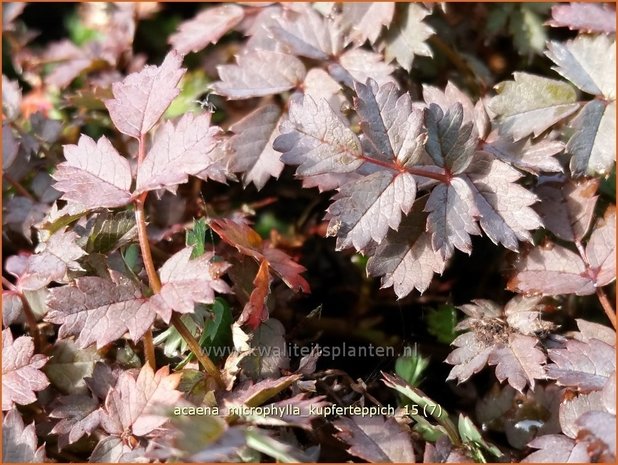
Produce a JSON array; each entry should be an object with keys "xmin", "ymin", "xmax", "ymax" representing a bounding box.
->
[{"xmin": 1, "ymin": 2, "xmax": 616, "ymax": 463}]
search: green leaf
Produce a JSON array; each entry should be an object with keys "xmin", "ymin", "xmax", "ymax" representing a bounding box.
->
[
  {"xmin": 427, "ymin": 304, "xmax": 458, "ymax": 344},
  {"xmin": 509, "ymin": 5, "xmax": 547, "ymax": 56},
  {"xmin": 458, "ymin": 414, "xmax": 503, "ymax": 460},
  {"xmin": 86, "ymin": 211, "xmax": 137, "ymax": 254},
  {"xmin": 395, "ymin": 345, "xmax": 429, "ymax": 387},
  {"xmin": 245, "ymin": 428, "xmax": 310, "ymax": 463},
  {"xmin": 166, "ymin": 70, "xmax": 211, "ymax": 119},
  {"xmin": 186, "ymin": 217, "xmax": 208, "ymax": 258}
]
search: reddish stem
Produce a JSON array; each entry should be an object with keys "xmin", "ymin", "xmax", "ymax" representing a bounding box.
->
[
  {"xmin": 3, "ymin": 173, "xmax": 36, "ymax": 201},
  {"xmin": 2, "ymin": 276, "xmax": 43, "ymax": 351},
  {"xmin": 574, "ymin": 240, "xmax": 616, "ymax": 329}
]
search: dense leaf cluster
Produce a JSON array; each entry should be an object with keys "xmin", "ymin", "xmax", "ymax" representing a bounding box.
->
[{"xmin": 2, "ymin": 2, "xmax": 616, "ymax": 463}]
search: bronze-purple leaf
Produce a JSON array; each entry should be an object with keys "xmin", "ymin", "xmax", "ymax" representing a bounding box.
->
[{"xmin": 104, "ymin": 50, "xmax": 186, "ymax": 138}]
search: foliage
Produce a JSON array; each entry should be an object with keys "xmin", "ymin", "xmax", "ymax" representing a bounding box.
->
[{"xmin": 2, "ymin": 2, "xmax": 616, "ymax": 463}]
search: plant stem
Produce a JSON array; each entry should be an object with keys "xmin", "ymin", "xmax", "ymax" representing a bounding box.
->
[
  {"xmin": 133, "ymin": 135, "xmax": 222, "ymax": 383},
  {"xmin": 171, "ymin": 313, "xmax": 224, "ymax": 387},
  {"xmin": 2, "ymin": 277, "xmax": 43, "ymax": 351},
  {"xmin": 3, "ymin": 173, "xmax": 36, "ymax": 201},
  {"xmin": 574, "ymin": 240, "xmax": 616, "ymax": 329},
  {"xmin": 596, "ymin": 288, "xmax": 616, "ymax": 330}
]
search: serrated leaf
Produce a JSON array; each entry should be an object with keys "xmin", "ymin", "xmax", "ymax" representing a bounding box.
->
[
  {"xmin": 427, "ymin": 305, "xmax": 458, "ymax": 344},
  {"xmin": 135, "ymin": 112, "xmax": 223, "ymax": 193},
  {"xmin": 546, "ymin": 35, "xmax": 616, "ymax": 99},
  {"xmin": 240, "ymin": 319, "xmax": 290, "ymax": 380},
  {"xmin": 334, "ymin": 415, "xmax": 416, "ymax": 463},
  {"xmin": 53, "ymin": 135, "xmax": 132, "ymax": 209},
  {"xmin": 547, "ymin": 338, "xmax": 615, "ymax": 391},
  {"xmin": 488, "ymin": 334, "xmax": 546, "ymax": 392},
  {"xmin": 585, "ymin": 206, "xmax": 616, "ymax": 287},
  {"xmin": 481, "ymin": 135, "xmax": 564, "ymax": 175},
  {"xmin": 212, "ymin": 50, "xmax": 306, "ymax": 99},
  {"xmin": 100, "ymin": 365, "xmax": 181, "ymax": 438},
  {"xmin": 425, "ymin": 178, "xmax": 480, "ymax": 259},
  {"xmin": 45, "ymin": 271, "xmax": 156, "ymax": 349},
  {"xmin": 50, "ymin": 395, "xmax": 101, "ymax": 449},
  {"xmin": 534, "ymin": 178, "xmax": 599, "ymax": 242},
  {"xmin": 341, "ymin": 2, "xmax": 394, "ymax": 45},
  {"xmin": 45, "ymin": 340, "xmax": 100, "ymax": 394},
  {"xmin": 16, "ymin": 228, "xmax": 86, "ymax": 291},
  {"xmin": 327, "ymin": 170, "xmax": 416, "ymax": 251},
  {"xmin": 383, "ymin": 3, "xmax": 433, "ymax": 71},
  {"xmin": 149, "ymin": 247, "xmax": 231, "ymax": 323},
  {"xmin": 227, "ymin": 104, "xmax": 284, "ymax": 190},
  {"xmin": 2, "ymin": 408, "xmax": 46, "ymax": 462},
  {"xmin": 335, "ymin": 49, "xmax": 395, "ymax": 87},
  {"xmin": 105, "ymin": 50, "xmax": 186, "ymax": 138},
  {"xmin": 425, "ymin": 103, "xmax": 476, "ymax": 173},
  {"xmin": 366, "ymin": 198, "xmax": 445, "ymax": 298},
  {"xmin": 489, "ymin": 72, "xmax": 579, "ymax": 140},
  {"xmin": 2, "ymin": 329, "xmax": 49, "ymax": 410},
  {"xmin": 86, "ymin": 210, "xmax": 137, "ymax": 254},
  {"xmin": 548, "ymin": 3, "xmax": 616, "ymax": 34},
  {"xmin": 169, "ymin": 4, "xmax": 244, "ymax": 54},
  {"xmin": 465, "ymin": 152, "xmax": 542, "ymax": 251},
  {"xmin": 269, "ymin": 6, "xmax": 342, "ymax": 60},
  {"xmin": 227, "ymin": 374, "xmax": 300, "ymax": 407},
  {"xmin": 559, "ymin": 390, "xmax": 605, "ymax": 439},
  {"xmin": 508, "ymin": 244, "xmax": 593, "ymax": 296},
  {"xmin": 567, "ymin": 99, "xmax": 615, "ymax": 177},
  {"xmin": 275, "ymin": 95, "xmax": 363, "ymax": 176},
  {"xmin": 446, "ymin": 331, "xmax": 494, "ymax": 385},
  {"xmin": 524, "ymin": 434, "xmax": 590, "ymax": 462},
  {"xmin": 186, "ymin": 218, "xmax": 207, "ymax": 258},
  {"xmin": 354, "ymin": 80, "xmax": 425, "ymax": 166}
]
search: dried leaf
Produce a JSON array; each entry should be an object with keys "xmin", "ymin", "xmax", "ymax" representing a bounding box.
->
[
  {"xmin": 585, "ymin": 206, "xmax": 616, "ymax": 288},
  {"xmin": 53, "ymin": 135, "xmax": 132, "ymax": 209},
  {"xmin": 2, "ymin": 329, "xmax": 49, "ymax": 410},
  {"xmin": 105, "ymin": 50, "xmax": 186, "ymax": 138}
]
